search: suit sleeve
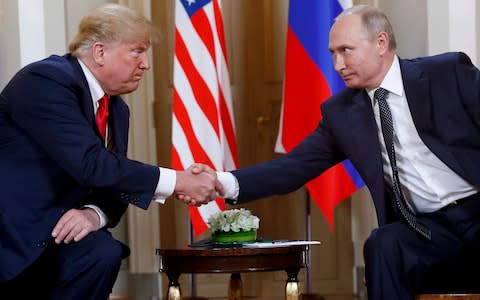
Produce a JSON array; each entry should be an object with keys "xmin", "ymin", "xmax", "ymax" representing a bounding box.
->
[
  {"xmin": 83, "ymin": 189, "xmax": 127, "ymax": 227},
  {"xmin": 2, "ymin": 58, "xmax": 159, "ymax": 210},
  {"xmin": 232, "ymin": 111, "xmax": 345, "ymax": 202}
]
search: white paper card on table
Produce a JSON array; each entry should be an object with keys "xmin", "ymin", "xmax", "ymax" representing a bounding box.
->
[{"xmin": 242, "ymin": 240, "xmax": 321, "ymax": 248}]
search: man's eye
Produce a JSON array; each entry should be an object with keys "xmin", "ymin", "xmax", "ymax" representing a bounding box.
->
[{"xmin": 131, "ymin": 49, "xmax": 144, "ymax": 57}]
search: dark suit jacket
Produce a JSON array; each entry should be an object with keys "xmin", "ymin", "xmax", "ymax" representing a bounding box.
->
[
  {"xmin": 233, "ymin": 52, "xmax": 480, "ymax": 227},
  {"xmin": 0, "ymin": 54, "xmax": 160, "ymax": 281}
]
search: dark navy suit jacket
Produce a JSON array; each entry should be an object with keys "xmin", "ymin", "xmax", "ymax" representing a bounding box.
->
[
  {"xmin": 233, "ymin": 52, "xmax": 480, "ymax": 227},
  {"xmin": 0, "ymin": 54, "xmax": 160, "ymax": 281}
]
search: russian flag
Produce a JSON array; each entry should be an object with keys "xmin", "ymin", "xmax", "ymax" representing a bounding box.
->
[{"xmin": 275, "ymin": 0, "xmax": 364, "ymax": 230}]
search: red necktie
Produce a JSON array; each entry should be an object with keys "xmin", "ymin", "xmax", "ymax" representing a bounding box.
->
[{"xmin": 96, "ymin": 94, "xmax": 109, "ymax": 140}]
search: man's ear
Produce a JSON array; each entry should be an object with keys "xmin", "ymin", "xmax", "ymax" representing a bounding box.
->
[
  {"xmin": 377, "ymin": 31, "xmax": 389, "ymax": 55},
  {"xmin": 91, "ymin": 42, "xmax": 106, "ymax": 66}
]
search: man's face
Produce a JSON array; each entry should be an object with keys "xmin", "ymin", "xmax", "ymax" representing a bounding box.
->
[
  {"xmin": 329, "ymin": 14, "xmax": 385, "ymax": 89},
  {"xmin": 99, "ymin": 39, "xmax": 151, "ymax": 95}
]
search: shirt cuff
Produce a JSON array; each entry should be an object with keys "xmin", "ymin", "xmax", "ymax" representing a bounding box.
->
[
  {"xmin": 217, "ymin": 171, "xmax": 239, "ymax": 200},
  {"xmin": 154, "ymin": 167, "xmax": 177, "ymax": 204},
  {"xmin": 83, "ymin": 204, "xmax": 108, "ymax": 228}
]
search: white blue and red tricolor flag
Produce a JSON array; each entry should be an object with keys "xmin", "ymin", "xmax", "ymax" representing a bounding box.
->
[
  {"xmin": 275, "ymin": 0, "xmax": 364, "ymax": 230},
  {"xmin": 172, "ymin": 0, "xmax": 238, "ymax": 236}
]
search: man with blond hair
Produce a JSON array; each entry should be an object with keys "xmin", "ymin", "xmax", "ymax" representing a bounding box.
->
[{"xmin": 0, "ymin": 4, "xmax": 216, "ymax": 299}]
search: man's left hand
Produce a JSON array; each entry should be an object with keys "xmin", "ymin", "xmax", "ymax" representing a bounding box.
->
[{"xmin": 51, "ymin": 208, "xmax": 100, "ymax": 244}]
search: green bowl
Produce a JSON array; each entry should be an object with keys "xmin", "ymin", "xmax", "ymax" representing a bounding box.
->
[{"xmin": 212, "ymin": 229, "xmax": 257, "ymax": 244}]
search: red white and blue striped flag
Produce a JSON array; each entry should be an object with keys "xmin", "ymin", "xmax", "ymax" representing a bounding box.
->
[
  {"xmin": 172, "ymin": 0, "xmax": 238, "ymax": 236},
  {"xmin": 275, "ymin": 0, "xmax": 364, "ymax": 229}
]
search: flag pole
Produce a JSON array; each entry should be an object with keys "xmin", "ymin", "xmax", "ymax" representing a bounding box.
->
[{"xmin": 304, "ymin": 189, "xmax": 312, "ymax": 294}]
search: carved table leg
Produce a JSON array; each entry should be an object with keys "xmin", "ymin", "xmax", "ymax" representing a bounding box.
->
[
  {"xmin": 285, "ymin": 268, "xmax": 301, "ymax": 300},
  {"xmin": 166, "ymin": 273, "xmax": 181, "ymax": 300},
  {"xmin": 228, "ymin": 272, "xmax": 243, "ymax": 300}
]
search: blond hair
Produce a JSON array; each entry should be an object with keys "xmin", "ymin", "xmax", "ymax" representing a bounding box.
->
[
  {"xmin": 69, "ymin": 3, "xmax": 159, "ymax": 57},
  {"xmin": 337, "ymin": 5, "xmax": 397, "ymax": 51}
]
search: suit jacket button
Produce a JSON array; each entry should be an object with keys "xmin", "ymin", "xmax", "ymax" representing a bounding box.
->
[{"xmin": 36, "ymin": 241, "xmax": 47, "ymax": 248}]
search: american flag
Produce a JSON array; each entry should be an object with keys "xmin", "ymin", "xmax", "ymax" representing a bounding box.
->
[{"xmin": 172, "ymin": 0, "xmax": 238, "ymax": 236}]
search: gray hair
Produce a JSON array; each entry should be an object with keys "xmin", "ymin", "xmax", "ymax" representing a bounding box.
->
[
  {"xmin": 337, "ymin": 5, "xmax": 397, "ymax": 50},
  {"xmin": 69, "ymin": 3, "xmax": 159, "ymax": 57}
]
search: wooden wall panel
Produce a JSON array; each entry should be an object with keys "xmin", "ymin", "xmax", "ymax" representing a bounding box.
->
[{"xmin": 151, "ymin": 0, "xmax": 354, "ymax": 298}]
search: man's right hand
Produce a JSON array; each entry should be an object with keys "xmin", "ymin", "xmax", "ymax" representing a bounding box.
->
[
  {"xmin": 175, "ymin": 163, "xmax": 226, "ymax": 206},
  {"xmin": 175, "ymin": 168, "xmax": 218, "ymax": 206},
  {"xmin": 188, "ymin": 163, "xmax": 225, "ymax": 197}
]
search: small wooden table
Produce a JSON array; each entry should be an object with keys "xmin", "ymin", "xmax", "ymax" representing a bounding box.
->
[{"xmin": 156, "ymin": 244, "xmax": 309, "ymax": 300}]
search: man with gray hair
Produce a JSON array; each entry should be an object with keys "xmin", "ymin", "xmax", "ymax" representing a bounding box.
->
[
  {"xmin": 191, "ymin": 4, "xmax": 480, "ymax": 299},
  {"xmin": 0, "ymin": 3, "xmax": 215, "ymax": 299}
]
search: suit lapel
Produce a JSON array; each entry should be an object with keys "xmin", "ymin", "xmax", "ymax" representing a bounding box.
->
[
  {"xmin": 67, "ymin": 54, "xmax": 125, "ymax": 147},
  {"xmin": 108, "ymin": 96, "xmax": 128, "ymax": 155},
  {"xmin": 400, "ymin": 59, "xmax": 432, "ymax": 133},
  {"xmin": 66, "ymin": 55, "xmax": 96, "ymax": 127},
  {"xmin": 347, "ymin": 90, "xmax": 383, "ymax": 178},
  {"xmin": 400, "ymin": 58, "xmax": 465, "ymax": 178},
  {"xmin": 346, "ymin": 91, "xmax": 389, "ymax": 223}
]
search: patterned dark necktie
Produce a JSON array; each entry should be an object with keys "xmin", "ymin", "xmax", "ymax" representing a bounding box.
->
[
  {"xmin": 375, "ymin": 88, "xmax": 431, "ymax": 240},
  {"xmin": 96, "ymin": 94, "xmax": 109, "ymax": 140}
]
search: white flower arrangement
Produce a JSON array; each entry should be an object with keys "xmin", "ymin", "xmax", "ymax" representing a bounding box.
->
[{"xmin": 207, "ymin": 208, "xmax": 260, "ymax": 233}]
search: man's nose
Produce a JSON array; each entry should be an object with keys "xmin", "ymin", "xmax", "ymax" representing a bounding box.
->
[
  {"xmin": 140, "ymin": 52, "xmax": 150, "ymax": 70},
  {"xmin": 333, "ymin": 54, "xmax": 345, "ymax": 73}
]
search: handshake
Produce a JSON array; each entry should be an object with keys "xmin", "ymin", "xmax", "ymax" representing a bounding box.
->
[{"xmin": 174, "ymin": 163, "xmax": 225, "ymax": 206}]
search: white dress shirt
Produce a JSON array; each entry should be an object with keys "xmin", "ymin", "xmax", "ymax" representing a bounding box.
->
[
  {"xmin": 369, "ymin": 56, "xmax": 477, "ymax": 213},
  {"xmin": 77, "ymin": 59, "xmax": 175, "ymax": 228},
  {"xmin": 218, "ymin": 56, "xmax": 478, "ymax": 213}
]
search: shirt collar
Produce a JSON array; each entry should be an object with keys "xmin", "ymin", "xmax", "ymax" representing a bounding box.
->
[
  {"xmin": 367, "ymin": 55, "xmax": 404, "ymax": 102},
  {"xmin": 77, "ymin": 58, "xmax": 105, "ymax": 105}
]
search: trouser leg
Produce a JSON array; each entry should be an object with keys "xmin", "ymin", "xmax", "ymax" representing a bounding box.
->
[
  {"xmin": 49, "ymin": 230, "xmax": 128, "ymax": 300},
  {"xmin": 363, "ymin": 220, "xmax": 462, "ymax": 300},
  {"xmin": 0, "ymin": 230, "xmax": 128, "ymax": 300}
]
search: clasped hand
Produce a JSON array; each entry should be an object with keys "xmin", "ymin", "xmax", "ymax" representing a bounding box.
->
[{"xmin": 175, "ymin": 163, "xmax": 224, "ymax": 206}]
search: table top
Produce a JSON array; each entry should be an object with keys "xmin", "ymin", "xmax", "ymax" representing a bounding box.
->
[{"xmin": 156, "ymin": 245, "xmax": 308, "ymax": 274}]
